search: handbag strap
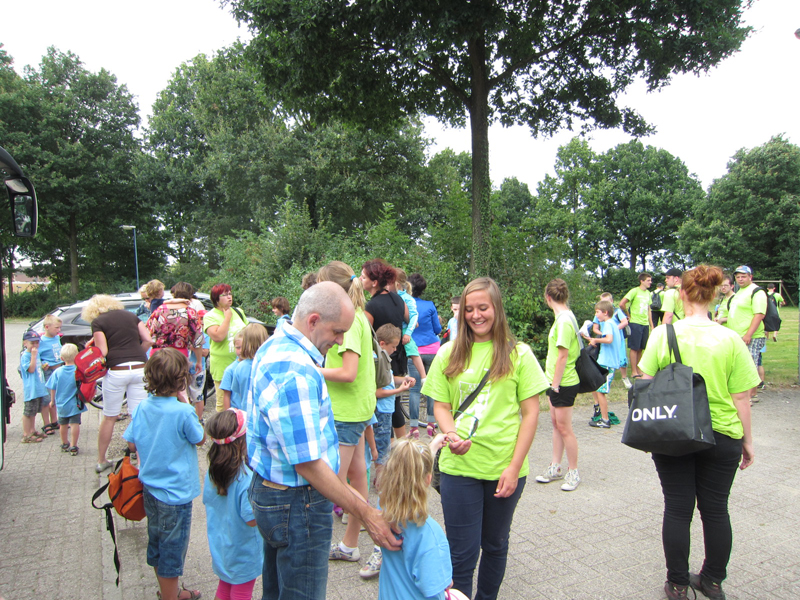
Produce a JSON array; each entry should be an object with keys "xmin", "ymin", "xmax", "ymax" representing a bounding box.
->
[
  {"xmin": 666, "ymin": 323, "xmax": 683, "ymax": 364},
  {"xmin": 564, "ymin": 312, "xmax": 586, "ymax": 350},
  {"xmin": 455, "ymin": 369, "xmax": 491, "ymax": 416}
]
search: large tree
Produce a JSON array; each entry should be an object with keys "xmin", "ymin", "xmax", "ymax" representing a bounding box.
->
[
  {"xmin": 680, "ymin": 135, "xmax": 800, "ymax": 285},
  {"xmin": 226, "ymin": 0, "xmax": 751, "ymax": 276}
]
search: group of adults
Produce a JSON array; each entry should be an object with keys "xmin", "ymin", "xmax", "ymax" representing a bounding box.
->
[{"xmin": 80, "ymin": 259, "xmax": 760, "ymax": 600}]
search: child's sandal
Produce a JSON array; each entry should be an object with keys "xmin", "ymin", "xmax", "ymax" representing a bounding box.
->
[
  {"xmin": 69, "ymin": 446, "xmax": 79, "ymax": 456},
  {"xmin": 61, "ymin": 443, "xmax": 71, "ymax": 452}
]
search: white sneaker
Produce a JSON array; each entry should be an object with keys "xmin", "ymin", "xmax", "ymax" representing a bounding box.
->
[
  {"xmin": 329, "ymin": 542, "xmax": 361, "ymax": 562},
  {"xmin": 341, "ymin": 512, "xmax": 348, "ymax": 524},
  {"xmin": 622, "ymin": 377, "xmax": 633, "ymax": 390},
  {"xmin": 359, "ymin": 547, "xmax": 382, "ymax": 579},
  {"xmin": 535, "ymin": 463, "xmax": 563, "ymax": 483},
  {"xmin": 561, "ymin": 469, "xmax": 581, "ymax": 491}
]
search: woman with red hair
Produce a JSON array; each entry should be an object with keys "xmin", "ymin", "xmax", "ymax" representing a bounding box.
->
[{"xmin": 203, "ymin": 284, "xmax": 249, "ymax": 412}]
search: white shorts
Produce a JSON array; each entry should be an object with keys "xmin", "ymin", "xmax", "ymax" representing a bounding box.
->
[{"xmin": 102, "ymin": 365, "xmax": 147, "ymax": 417}]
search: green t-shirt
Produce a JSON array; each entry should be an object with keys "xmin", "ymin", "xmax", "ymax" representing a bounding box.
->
[
  {"xmin": 769, "ymin": 292, "xmax": 784, "ymax": 316},
  {"xmin": 728, "ymin": 284, "xmax": 767, "ymax": 339},
  {"xmin": 661, "ymin": 287, "xmax": 684, "ymax": 321},
  {"xmin": 544, "ymin": 312, "xmax": 580, "ymax": 387},
  {"xmin": 623, "ymin": 287, "xmax": 652, "ymax": 326},
  {"xmin": 716, "ymin": 294, "xmax": 734, "ymax": 328},
  {"xmin": 325, "ymin": 309, "xmax": 377, "ymax": 422},
  {"xmin": 421, "ymin": 340, "xmax": 548, "ymax": 480},
  {"xmin": 638, "ymin": 321, "xmax": 760, "ymax": 439},
  {"xmin": 203, "ymin": 307, "xmax": 249, "ymax": 381}
]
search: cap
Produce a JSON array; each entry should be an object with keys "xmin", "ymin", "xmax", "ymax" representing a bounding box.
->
[
  {"xmin": 734, "ymin": 265, "xmax": 752, "ymax": 275},
  {"xmin": 23, "ymin": 330, "xmax": 40, "ymax": 342},
  {"xmin": 665, "ymin": 268, "xmax": 683, "ymax": 278}
]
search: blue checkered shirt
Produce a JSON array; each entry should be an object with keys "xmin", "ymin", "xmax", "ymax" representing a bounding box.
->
[{"xmin": 246, "ymin": 323, "xmax": 340, "ymax": 486}]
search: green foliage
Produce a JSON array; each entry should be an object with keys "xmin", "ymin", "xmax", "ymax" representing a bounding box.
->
[
  {"xmin": 600, "ymin": 268, "xmax": 642, "ymax": 302},
  {"xmin": 2, "ymin": 280, "xmax": 132, "ymax": 319},
  {"xmin": 680, "ymin": 135, "xmax": 800, "ymax": 287}
]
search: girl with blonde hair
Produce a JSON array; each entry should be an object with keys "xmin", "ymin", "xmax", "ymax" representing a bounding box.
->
[{"xmin": 422, "ymin": 277, "xmax": 548, "ymax": 599}]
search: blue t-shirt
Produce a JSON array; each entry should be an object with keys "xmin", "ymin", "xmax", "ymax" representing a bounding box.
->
[
  {"xmin": 123, "ymin": 395, "xmax": 204, "ymax": 505},
  {"xmin": 19, "ymin": 351, "xmax": 48, "ymax": 401},
  {"xmin": 376, "ymin": 367, "xmax": 396, "ymax": 414},
  {"xmin": 595, "ymin": 309, "xmax": 627, "ymax": 365},
  {"xmin": 378, "ymin": 516, "xmax": 452, "ymax": 600},
  {"xmin": 596, "ymin": 319, "xmax": 620, "ymax": 370},
  {"xmin": 220, "ymin": 359, "xmax": 239, "ymax": 393},
  {"xmin": 230, "ymin": 358, "xmax": 253, "ymax": 410},
  {"xmin": 38, "ymin": 335, "xmax": 63, "ymax": 369},
  {"xmin": 447, "ymin": 317, "xmax": 458, "ymax": 341},
  {"xmin": 203, "ymin": 465, "xmax": 263, "ymax": 584},
  {"xmin": 46, "ymin": 365, "xmax": 86, "ymax": 418}
]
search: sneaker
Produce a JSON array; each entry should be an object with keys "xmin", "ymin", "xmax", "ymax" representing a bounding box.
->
[
  {"xmin": 689, "ymin": 573, "xmax": 726, "ymax": 600},
  {"xmin": 129, "ymin": 452, "xmax": 138, "ymax": 466},
  {"xmin": 333, "ymin": 504, "xmax": 344, "ymax": 517},
  {"xmin": 757, "ymin": 380, "xmax": 766, "ymax": 390},
  {"xmin": 535, "ymin": 463, "xmax": 563, "ymax": 483},
  {"xmin": 95, "ymin": 460, "xmax": 114, "ymax": 474},
  {"xmin": 408, "ymin": 427, "xmax": 420, "ymax": 440},
  {"xmin": 359, "ymin": 547, "xmax": 382, "ymax": 579},
  {"xmin": 591, "ymin": 404, "xmax": 601, "ymax": 419},
  {"xmin": 664, "ymin": 581, "xmax": 692, "ymax": 600},
  {"xmin": 341, "ymin": 512, "xmax": 348, "ymax": 524},
  {"xmin": 329, "ymin": 542, "xmax": 360, "ymax": 562},
  {"xmin": 560, "ymin": 469, "xmax": 581, "ymax": 491},
  {"xmin": 622, "ymin": 377, "xmax": 633, "ymax": 389},
  {"xmin": 589, "ymin": 419, "xmax": 611, "ymax": 429}
]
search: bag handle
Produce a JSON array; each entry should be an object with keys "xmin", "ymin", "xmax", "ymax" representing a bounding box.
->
[
  {"xmin": 666, "ymin": 323, "xmax": 682, "ymax": 365},
  {"xmin": 91, "ymin": 457, "xmax": 125, "ymax": 586}
]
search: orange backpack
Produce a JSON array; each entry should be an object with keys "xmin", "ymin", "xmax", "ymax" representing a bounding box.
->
[{"xmin": 92, "ymin": 456, "xmax": 145, "ymax": 585}]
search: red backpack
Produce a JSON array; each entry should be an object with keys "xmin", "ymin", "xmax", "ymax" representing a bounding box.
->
[{"xmin": 74, "ymin": 342, "xmax": 108, "ymax": 408}]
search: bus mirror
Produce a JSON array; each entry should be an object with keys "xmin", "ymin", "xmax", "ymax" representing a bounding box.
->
[{"xmin": 5, "ymin": 177, "xmax": 37, "ymax": 237}]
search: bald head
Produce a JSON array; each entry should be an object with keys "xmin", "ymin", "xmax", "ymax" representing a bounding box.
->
[{"xmin": 294, "ymin": 281, "xmax": 355, "ymax": 354}]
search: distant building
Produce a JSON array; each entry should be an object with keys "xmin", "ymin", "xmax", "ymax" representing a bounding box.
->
[{"xmin": 2, "ymin": 272, "xmax": 50, "ymax": 294}]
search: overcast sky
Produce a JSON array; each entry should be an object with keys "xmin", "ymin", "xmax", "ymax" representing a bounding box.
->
[{"xmin": 2, "ymin": 0, "xmax": 799, "ymax": 192}]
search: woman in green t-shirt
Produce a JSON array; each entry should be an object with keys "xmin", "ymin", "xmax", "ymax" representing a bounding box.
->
[
  {"xmin": 536, "ymin": 278, "xmax": 582, "ymax": 492},
  {"xmin": 638, "ymin": 265, "xmax": 757, "ymax": 600},
  {"xmin": 422, "ymin": 277, "xmax": 548, "ymax": 600},
  {"xmin": 317, "ymin": 261, "xmax": 379, "ymax": 565}
]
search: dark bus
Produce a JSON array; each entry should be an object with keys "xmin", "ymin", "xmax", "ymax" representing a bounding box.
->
[{"xmin": 0, "ymin": 146, "xmax": 38, "ymax": 470}]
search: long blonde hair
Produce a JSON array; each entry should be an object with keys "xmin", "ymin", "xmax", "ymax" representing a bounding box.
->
[
  {"xmin": 317, "ymin": 261, "xmax": 366, "ymax": 311},
  {"xmin": 443, "ymin": 277, "xmax": 516, "ymax": 382},
  {"xmin": 379, "ymin": 438, "xmax": 434, "ymax": 528}
]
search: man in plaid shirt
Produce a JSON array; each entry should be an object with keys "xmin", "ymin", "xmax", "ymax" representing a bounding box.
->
[{"xmin": 247, "ymin": 281, "xmax": 401, "ymax": 600}]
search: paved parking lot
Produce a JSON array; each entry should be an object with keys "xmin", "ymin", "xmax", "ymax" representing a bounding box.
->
[{"xmin": 1, "ymin": 320, "xmax": 799, "ymax": 599}]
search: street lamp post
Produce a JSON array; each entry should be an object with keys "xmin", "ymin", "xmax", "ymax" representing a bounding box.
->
[{"xmin": 120, "ymin": 225, "xmax": 139, "ymax": 290}]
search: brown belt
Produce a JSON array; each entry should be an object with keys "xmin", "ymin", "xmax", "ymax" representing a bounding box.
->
[{"xmin": 109, "ymin": 363, "xmax": 145, "ymax": 371}]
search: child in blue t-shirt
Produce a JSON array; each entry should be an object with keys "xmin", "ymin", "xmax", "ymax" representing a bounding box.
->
[
  {"xmin": 45, "ymin": 343, "xmax": 86, "ymax": 454},
  {"xmin": 229, "ymin": 324, "xmax": 269, "ymax": 411},
  {"xmin": 19, "ymin": 331, "xmax": 51, "ymax": 442},
  {"xmin": 594, "ymin": 292, "xmax": 631, "ymax": 388},
  {"xmin": 123, "ymin": 348, "xmax": 206, "ymax": 600},
  {"xmin": 584, "ymin": 300, "xmax": 621, "ymax": 429},
  {"xmin": 203, "ymin": 408, "xmax": 263, "ymax": 600},
  {"xmin": 39, "ymin": 314, "xmax": 64, "ymax": 430},
  {"xmin": 220, "ymin": 330, "xmax": 245, "ymax": 411},
  {"xmin": 376, "ymin": 436, "xmax": 453, "ymax": 600}
]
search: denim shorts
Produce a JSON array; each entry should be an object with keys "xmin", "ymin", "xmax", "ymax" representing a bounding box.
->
[
  {"xmin": 143, "ymin": 488, "xmax": 193, "ymax": 578},
  {"xmin": 333, "ymin": 419, "xmax": 370, "ymax": 446},
  {"xmin": 23, "ymin": 397, "xmax": 46, "ymax": 416},
  {"xmin": 58, "ymin": 414, "xmax": 82, "ymax": 425},
  {"xmin": 373, "ymin": 412, "xmax": 393, "ymax": 465}
]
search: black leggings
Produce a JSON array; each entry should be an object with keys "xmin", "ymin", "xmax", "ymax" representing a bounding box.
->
[
  {"xmin": 392, "ymin": 395, "xmax": 406, "ymax": 428},
  {"xmin": 651, "ymin": 432, "xmax": 743, "ymax": 586}
]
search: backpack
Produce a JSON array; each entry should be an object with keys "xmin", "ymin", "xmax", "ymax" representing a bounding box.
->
[
  {"xmin": 371, "ymin": 326, "xmax": 393, "ymax": 388},
  {"xmin": 650, "ymin": 290, "xmax": 663, "ymax": 311},
  {"xmin": 91, "ymin": 456, "xmax": 145, "ymax": 585},
  {"xmin": 726, "ymin": 287, "xmax": 781, "ymax": 332},
  {"xmin": 74, "ymin": 343, "xmax": 108, "ymax": 383}
]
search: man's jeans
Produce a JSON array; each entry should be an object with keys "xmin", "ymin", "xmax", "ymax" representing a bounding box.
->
[
  {"xmin": 407, "ymin": 353, "xmax": 436, "ymax": 427},
  {"xmin": 249, "ymin": 472, "xmax": 333, "ymax": 600}
]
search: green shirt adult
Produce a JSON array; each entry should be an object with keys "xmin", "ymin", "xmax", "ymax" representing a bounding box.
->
[
  {"xmin": 204, "ymin": 307, "xmax": 248, "ymax": 381},
  {"xmin": 325, "ymin": 309, "xmax": 377, "ymax": 423},
  {"xmin": 728, "ymin": 283, "xmax": 767, "ymax": 339},
  {"xmin": 716, "ymin": 295, "xmax": 734, "ymax": 328},
  {"xmin": 544, "ymin": 311, "xmax": 580, "ymax": 387},
  {"xmin": 623, "ymin": 287, "xmax": 652, "ymax": 326},
  {"xmin": 661, "ymin": 287, "xmax": 684, "ymax": 321},
  {"xmin": 639, "ymin": 321, "xmax": 760, "ymax": 439},
  {"xmin": 421, "ymin": 340, "xmax": 548, "ymax": 480}
]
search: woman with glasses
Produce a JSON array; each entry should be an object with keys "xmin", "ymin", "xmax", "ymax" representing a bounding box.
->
[{"xmin": 421, "ymin": 277, "xmax": 548, "ymax": 600}]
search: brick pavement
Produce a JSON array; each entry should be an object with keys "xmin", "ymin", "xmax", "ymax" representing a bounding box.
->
[{"xmin": 1, "ymin": 320, "xmax": 798, "ymax": 599}]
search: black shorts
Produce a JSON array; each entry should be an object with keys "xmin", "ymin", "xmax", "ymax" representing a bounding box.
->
[
  {"xmin": 547, "ymin": 383, "xmax": 580, "ymax": 408},
  {"xmin": 628, "ymin": 323, "xmax": 650, "ymax": 351}
]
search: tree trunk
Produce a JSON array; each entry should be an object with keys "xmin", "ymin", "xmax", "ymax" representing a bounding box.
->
[
  {"xmin": 468, "ymin": 34, "xmax": 492, "ymax": 278},
  {"xmin": 69, "ymin": 213, "xmax": 79, "ymax": 295},
  {"xmin": 628, "ymin": 247, "xmax": 637, "ymax": 271}
]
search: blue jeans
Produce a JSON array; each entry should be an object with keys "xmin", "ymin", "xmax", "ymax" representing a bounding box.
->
[
  {"xmin": 373, "ymin": 411, "xmax": 393, "ymax": 465},
  {"xmin": 143, "ymin": 488, "xmax": 193, "ymax": 578},
  {"xmin": 407, "ymin": 354, "xmax": 436, "ymax": 427},
  {"xmin": 440, "ymin": 473, "xmax": 527, "ymax": 600},
  {"xmin": 249, "ymin": 472, "xmax": 333, "ymax": 600},
  {"xmin": 652, "ymin": 432, "xmax": 743, "ymax": 586}
]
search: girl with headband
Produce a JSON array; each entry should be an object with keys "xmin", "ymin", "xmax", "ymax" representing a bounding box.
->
[{"xmin": 203, "ymin": 408, "xmax": 263, "ymax": 600}]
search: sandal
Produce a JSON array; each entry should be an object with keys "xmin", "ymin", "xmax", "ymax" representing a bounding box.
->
[
  {"xmin": 69, "ymin": 446, "xmax": 79, "ymax": 456},
  {"xmin": 427, "ymin": 422, "xmax": 436, "ymax": 437},
  {"xmin": 43, "ymin": 422, "xmax": 60, "ymax": 432},
  {"xmin": 61, "ymin": 443, "xmax": 71, "ymax": 452},
  {"xmin": 21, "ymin": 435, "xmax": 44, "ymax": 443},
  {"xmin": 32, "ymin": 430, "xmax": 47, "ymax": 439},
  {"xmin": 157, "ymin": 586, "xmax": 202, "ymax": 600}
]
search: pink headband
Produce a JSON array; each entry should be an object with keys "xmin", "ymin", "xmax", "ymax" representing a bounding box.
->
[{"xmin": 210, "ymin": 408, "xmax": 247, "ymax": 444}]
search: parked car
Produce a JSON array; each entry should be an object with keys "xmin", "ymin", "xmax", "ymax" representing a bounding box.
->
[{"xmin": 25, "ymin": 292, "xmax": 270, "ymax": 407}]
